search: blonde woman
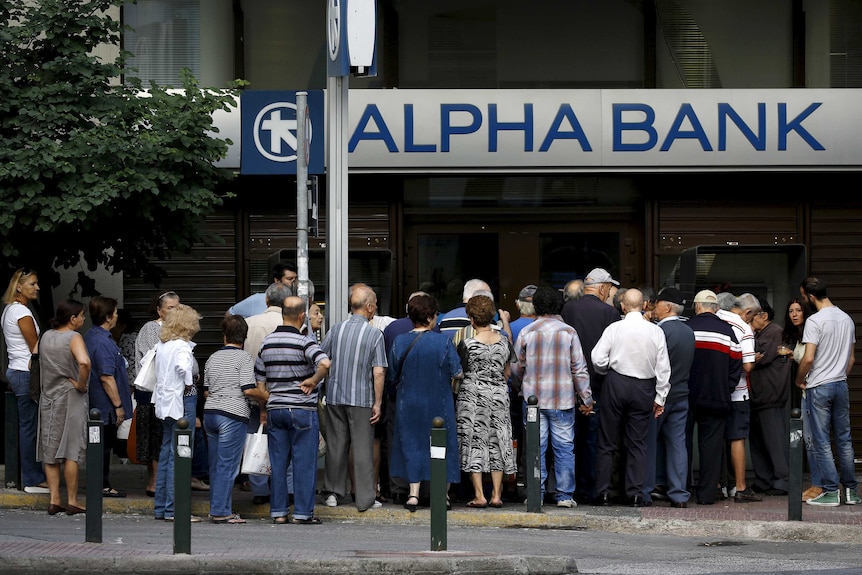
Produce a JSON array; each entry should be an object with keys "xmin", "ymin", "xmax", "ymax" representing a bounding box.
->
[
  {"xmin": 152, "ymin": 303, "xmax": 202, "ymax": 522},
  {"xmin": 2, "ymin": 268, "xmax": 48, "ymax": 493}
]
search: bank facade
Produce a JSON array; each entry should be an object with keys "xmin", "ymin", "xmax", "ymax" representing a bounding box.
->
[{"xmin": 118, "ymin": 1, "xmax": 862, "ymax": 454}]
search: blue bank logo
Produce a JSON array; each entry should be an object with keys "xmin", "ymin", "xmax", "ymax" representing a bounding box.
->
[{"xmin": 241, "ymin": 90, "xmax": 324, "ymax": 175}]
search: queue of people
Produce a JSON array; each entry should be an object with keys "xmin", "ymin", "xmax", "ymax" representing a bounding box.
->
[{"xmin": 3, "ymin": 264, "xmax": 858, "ymax": 524}]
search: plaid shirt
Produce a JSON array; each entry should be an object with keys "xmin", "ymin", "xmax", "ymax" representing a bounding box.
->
[{"xmin": 515, "ymin": 315, "xmax": 592, "ymax": 411}]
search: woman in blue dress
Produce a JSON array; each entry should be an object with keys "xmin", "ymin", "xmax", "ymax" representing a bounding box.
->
[{"xmin": 387, "ymin": 293, "xmax": 462, "ymax": 512}]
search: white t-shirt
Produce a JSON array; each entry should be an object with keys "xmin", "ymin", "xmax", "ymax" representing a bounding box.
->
[
  {"xmin": 2, "ymin": 302, "xmax": 40, "ymax": 371},
  {"xmin": 802, "ymin": 305, "xmax": 856, "ymax": 388},
  {"xmin": 717, "ymin": 309, "xmax": 755, "ymax": 401}
]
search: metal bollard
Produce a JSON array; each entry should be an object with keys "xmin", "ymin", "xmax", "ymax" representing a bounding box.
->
[
  {"xmin": 430, "ymin": 417, "xmax": 447, "ymax": 551},
  {"xmin": 86, "ymin": 409, "xmax": 103, "ymax": 543},
  {"xmin": 525, "ymin": 395, "xmax": 542, "ymax": 513},
  {"xmin": 788, "ymin": 407, "xmax": 803, "ymax": 521},
  {"xmin": 5, "ymin": 391, "xmax": 20, "ymax": 489},
  {"xmin": 173, "ymin": 418, "xmax": 193, "ymax": 555}
]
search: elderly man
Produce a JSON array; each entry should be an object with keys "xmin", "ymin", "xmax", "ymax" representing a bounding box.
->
[
  {"xmin": 320, "ymin": 283, "xmax": 388, "ymax": 511},
  {"xmin": 643, "ymin": 287, "xmax": 695, "ymax": 508},
  {"xmin": 438, "ymin": 278, "xmax": 492, "ymax": 338},
  {"xmin": 685, "ymin": 290, "xmax": 742, "ymax": 505},
  {"xmin": 716, "ymin": 293, "xmax": 763, "ymax": 503},
  {"xmin": 560, "ymin": 267, "xmax": 621, "ymax": 503},
  {"xmin": 256, "ymin": 296, "xmax": 330, "ymax": 524},
  {"xmin": 590, "ymin": 289, "xmax": 671, "ymax": 507},
  {"xmin": 515, "ymin": 286, "xmax": 592, "ymax": 508}
]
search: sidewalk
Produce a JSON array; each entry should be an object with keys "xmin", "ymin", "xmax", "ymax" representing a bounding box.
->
[{"xmin": 3, "ymin": 459, "xmax": 862, "ymax": 537}]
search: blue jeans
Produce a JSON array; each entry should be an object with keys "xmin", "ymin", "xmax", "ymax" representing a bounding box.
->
[
  {"xmin": 801, "ymin": 390, "xmax": 823, "ymax": 487},
  {"xmin": 6, "ymin": 369, "xmax": 46, "ymax": 488},
  {"xmin": 154, "ymin": 395, "xmax": 197, "ymax": 519},
  {"xmin": 204, "ymin": 413, "xmax": 246, "ymax": 517},
  {"xmin": 804, "ymin": 381, "xmax": 858, "ymax": 493},
  {"xmin": 643, "ymin": 399, "xmax": 690, "ymax": 503},
  {"xmin": 527, "ymin": 406, "xmax": 576, "ymax": 501},
  {"xmin": 267, "ymin": 408, "xmax": 319, "ymax": 520}
]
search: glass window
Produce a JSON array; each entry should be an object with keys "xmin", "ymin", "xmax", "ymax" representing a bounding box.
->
[{"xmin": 123, "ymin": 0, "xmax": 200, "ymax": 87}]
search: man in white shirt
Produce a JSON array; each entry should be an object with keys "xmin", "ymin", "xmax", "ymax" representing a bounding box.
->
[{"xmin": 591, "ymin": 288, "xmax": 671, "ymax": 507}]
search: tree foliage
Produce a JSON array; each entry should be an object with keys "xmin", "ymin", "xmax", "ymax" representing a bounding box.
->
[{"xmin": 0, "ymin": 0, "xmax": 237, "ymax": 287}]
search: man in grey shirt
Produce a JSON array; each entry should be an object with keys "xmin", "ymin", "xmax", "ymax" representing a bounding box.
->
[{"xmin": 320, "ymin": 283, "xmax": 388, "ymax": 511}]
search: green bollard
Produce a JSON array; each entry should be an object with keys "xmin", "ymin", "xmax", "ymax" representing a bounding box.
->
[
  {"xmin": 173, "ymin": 418, "xmax": 193, "ymax": 555},
  {"xmin": 788, "ymin": 407, "xmax": 803, "ymax": 521},
  {"xmin": 430, "ymin": 417, "xmax": 447, "ymax": 551},
  {"xmin": 5, "ymin": 391, "xmax": 20, "ymax": 489},
  {"xmin": 86, "ymin": 409, "xmax": 103, "ymax": 543},
  {"xmin": 525, "ymin": 395, "xmax": 542, "ymax": 513}
]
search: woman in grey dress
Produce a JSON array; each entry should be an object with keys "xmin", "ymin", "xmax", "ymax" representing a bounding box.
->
[
  {"xmin": 456, "ymin": 295, "xmax": 517, "ymax": 509},
  {"xmin": 38, "ymin": 299, "xmax": 91, "ymax": 515}
]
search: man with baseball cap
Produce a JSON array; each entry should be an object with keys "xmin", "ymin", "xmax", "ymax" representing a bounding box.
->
[
  {"xmin": 685, "ymin": 290, "xmax": 742, "ymax": 505},
  {"xmin": 561, "ymin": 268, "xmax": 621, "ymax": 503},
  {"xmin": 643, "ymin": 287, "xmax": 695, "ymax": 508}
]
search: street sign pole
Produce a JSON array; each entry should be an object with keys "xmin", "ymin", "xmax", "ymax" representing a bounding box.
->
[{"xmin": 296, "ymin": 91, "xmax": 311, "ymax": 316}]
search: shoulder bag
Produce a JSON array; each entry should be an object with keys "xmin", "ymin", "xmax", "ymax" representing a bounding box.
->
[{"xmin": 133, "ymin": 347, "xmax": 157, "ymax": 392}]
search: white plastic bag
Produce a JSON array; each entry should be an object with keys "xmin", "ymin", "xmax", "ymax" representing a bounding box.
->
[
  {"xmin": 133, "ymin": 348, "xmax": 157, "ymax": 392},
  {"xmin": 241, "ymin": 423, "xmax": 270, "ymax": 476}
]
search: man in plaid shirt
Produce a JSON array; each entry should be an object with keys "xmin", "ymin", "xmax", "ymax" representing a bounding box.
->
[{"xmin": 515, "ymin": 286, "xmax": 593, "ymax": 508}]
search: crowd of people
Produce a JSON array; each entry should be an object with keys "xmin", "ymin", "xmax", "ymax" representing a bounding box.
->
[{"xmin": 3, "ymin": 263, "xmax": 858, "ymax": 524}]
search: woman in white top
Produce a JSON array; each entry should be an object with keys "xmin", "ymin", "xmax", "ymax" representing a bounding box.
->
[
  {"xmin": 151, "ymin": 303, "xmax": 202, "ymax": 522},
  {"xmin": 2, "ymin": 268, "xmax": 48, "ymax": 493}
]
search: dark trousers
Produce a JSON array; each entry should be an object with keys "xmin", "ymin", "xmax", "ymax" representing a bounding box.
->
[
  {"xmin": 686, "ymin": 407, "xmax": 727, "ymax": 504},
  {"xmin": 594, "ymin": 371, "xmax": 655, "ymax": 499},
  {"xmin": 574, "ymin": 392, "xmax": 600, "ymax": 500},
  {"xmin": 750, "ymin": 406, "xmax": 789, "ymax": 492}
]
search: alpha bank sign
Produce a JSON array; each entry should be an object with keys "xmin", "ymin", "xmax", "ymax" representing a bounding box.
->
[{"xmin": 223, "ymin": 89, "xmax": 862, "ymax": 172}]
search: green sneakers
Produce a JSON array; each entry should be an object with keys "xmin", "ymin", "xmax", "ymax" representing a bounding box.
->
[
  {"xmin": 806, "ymin": 490, "xmax": 840, "ymax": 507},
  {"xmin": 844, "ymin": 488, "xmax": 862, "ymax": 505}
]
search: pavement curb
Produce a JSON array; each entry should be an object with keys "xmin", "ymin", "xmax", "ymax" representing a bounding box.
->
[{"xmin": 2, "ymin": 554, "xmax": 578, "ymax": 575}]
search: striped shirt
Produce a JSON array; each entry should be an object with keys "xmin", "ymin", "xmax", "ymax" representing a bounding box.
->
[
  {"xmin": 515, "ymin": 315, "xmax": 592, "ymax": 411},
  {"xmin": 204, "ymin": 346, "xmax": 256, "ymax": 422},
  {"xmin": 321, "ymin": 314, "xmax": 388, "ymax": 408},
  {"xmin": 255, "ymin": 326, "xmax": 328, "ymax": 410},
  {"xmin": 717, "ymin": 309, "xmax": 756, "ymax": 401}
]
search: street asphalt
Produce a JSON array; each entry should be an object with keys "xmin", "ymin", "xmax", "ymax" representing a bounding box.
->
[{"xmin": 2, "ymin": 462, "xmax": 861, "ymax": 574}]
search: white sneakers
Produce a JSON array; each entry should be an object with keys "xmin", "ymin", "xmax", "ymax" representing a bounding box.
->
[
  {"xmin": 371, "ymin": 499, "xmax": 383, "ymax": 509},
  {"xmin": 557, "ymin": 499, "xmax": 576, "ymax": 508},
  {"xmin": 24, "ymin": 485, "xmax": 50, "ymax": 494},
  {"xmin": 325, "ymin": 494, "xmax": 338, "ymax": 507}
]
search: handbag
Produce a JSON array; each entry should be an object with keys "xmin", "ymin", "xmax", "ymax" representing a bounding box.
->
[
  {"xmin": 29, "ymin": 351, "xmax": 41, "ymax": 403},
  {"xmin": 241, "ymin": 423, "xmax": 271, "ymax": 476},
  {"xmin": 133, "ymin": 347, "xmax": 157, "ymax": 392}
]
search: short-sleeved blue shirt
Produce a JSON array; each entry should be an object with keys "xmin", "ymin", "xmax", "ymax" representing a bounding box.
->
[{"xmin": 84, "ymin": 325, "xmax": 133, "ymax": 424}]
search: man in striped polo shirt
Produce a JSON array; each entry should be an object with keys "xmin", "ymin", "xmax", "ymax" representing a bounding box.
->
[
  {"xmin": 256, "ymin": 296, "xmax": 330, "ymax": 524},
  {"xmin": 320, "ymin": 283, "xmax": 388, "ymax": 512}
]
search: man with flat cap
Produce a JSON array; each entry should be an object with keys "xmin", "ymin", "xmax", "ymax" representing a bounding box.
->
[
  {"xmin": 561, "ymin": 268, "xmax": 621, "ymax": 503},
  {"xmin": 643, "ymin": 287, "xmax": 695, "ymax": 507},
  {"xmin": 684, "ymin": 289, "xmax": 742, "ymax": 505}
]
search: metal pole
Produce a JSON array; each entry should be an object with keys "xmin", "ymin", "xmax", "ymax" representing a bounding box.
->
[
  {"xmin": 4, "ymin": 391, "xmax": 19, "ymax": 489},
  {"xmin": 86, "ymin": 409, "xmax": 103, "ymax": 543},
  {"xmin": 525, "ymin": 395, "xmax": 542, "ymax": 512},
  {"xmin": 326, "ymin": 74, "xmax": 349, "ymax": 328},
  {"xmin": 173, "ymin": 418, "xmax": 193, "ymax": 554},
  {"xmin": 296, "ymin": 90, "xmax": 310, "ymax": 315},
  {"xmin": 788, "ymin": 407, "xmax": 803, "ymax": 521},
  {"xmin": 430, "ymin": 416, "xmax": 447, "ymax": 551}
]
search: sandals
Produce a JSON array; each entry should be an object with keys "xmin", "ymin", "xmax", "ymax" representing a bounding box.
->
[
  {"xmin": 102, "ymin": 487, "xmax": 126, "ymax": 498},
  {"xmin": 273, "ymin": 516, "xmax": 289, "ymax": 524},
  {"xmin": 488, "ymin": 500, "xmax": 504, "ymax": 508},
  {"xmin": 212, "ymin": 514, "xmax": 247, "ymax": 524},
  {"xmin": 466, "ymin": 500, "xmax": 488, "ymax": 508},
  {"xmin": 404, "ymin": 495, "xmax": 419, "ymax": 512}
]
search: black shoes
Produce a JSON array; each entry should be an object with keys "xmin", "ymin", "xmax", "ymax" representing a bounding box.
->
[
  {"xmin": 670, "ymin": 501, "xmax": 688, "ymax": 508},
  {"xmin": 592, "ymin": 493, "xmax": 611, "ymax": 507},
  {"xmin": 650, "ymin": 485, "xmax": 670, "ymax": 502},
  {"xmin": 629, "ymin": 495, "xmax": 651, "ymax": 508}
]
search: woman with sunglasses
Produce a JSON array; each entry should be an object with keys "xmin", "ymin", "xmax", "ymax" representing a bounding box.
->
[
  {"xmin": 133, "ymin": 291, "xmax": 180, "ymax": 497},
  {"xmin": 2, "ymin": 268, "xmax": 49, "ymax": 493}
]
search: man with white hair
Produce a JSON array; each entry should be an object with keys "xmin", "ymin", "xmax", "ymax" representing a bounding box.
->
[
  {"xmin": 438, "ymin": 279, "xmax": 492, "ymax": 338},
  {"xmin": 716, "ymin": 292, "xmax": 763, "ymax": 503}
]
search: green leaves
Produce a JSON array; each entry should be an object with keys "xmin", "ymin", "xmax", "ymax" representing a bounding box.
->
[{"xmin": 0, "ymin": 0, "xmax": 236, "ymax": 283}]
